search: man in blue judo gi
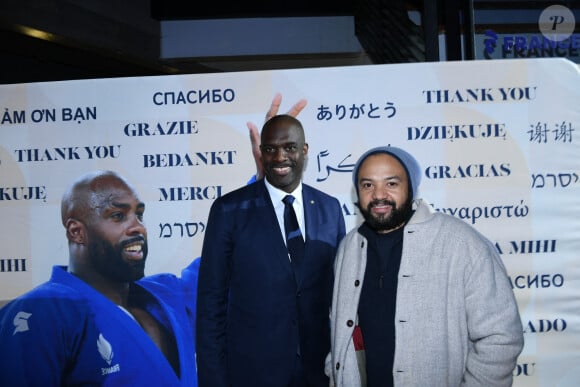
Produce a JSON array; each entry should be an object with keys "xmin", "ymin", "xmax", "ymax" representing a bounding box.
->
[{"xmin": 0, "ymin": 170, "xmax": 200, "ymax": 386}]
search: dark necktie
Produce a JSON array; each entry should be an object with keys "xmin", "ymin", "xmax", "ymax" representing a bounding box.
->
[
  {"xmin": 283, "ymin": 195, "xmax": 305, "ymax": 358},
  {"xmin": 283, "ymin": 195, "xmax": 305, "ymax": 267}
]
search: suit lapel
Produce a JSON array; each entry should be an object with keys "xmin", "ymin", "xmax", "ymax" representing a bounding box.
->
[
  {"xmin": 256, "ymin": 180, "xmax": 295, "ymax": 279},
  {"xmin": 295, "ymin": 186, "xmax": 319, "ymax": 288},
  {"xmin": 302, "ymin": 185, "xmax": 318, "ymax": 247}
]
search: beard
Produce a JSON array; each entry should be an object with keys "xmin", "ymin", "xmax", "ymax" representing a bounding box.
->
[
  {"xmin": 87, "ymin": 235, "xmax": 147, "ymax": 282},
  {"xmin": 357, "ymin": 195, "xmax": 413, "ymax": 233}
]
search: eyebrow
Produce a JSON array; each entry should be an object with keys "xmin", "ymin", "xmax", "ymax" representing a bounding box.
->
[
  {"xmin": 110, "ymin": 201, "xmax": 145, "ymax": 211},
  {"xmin": 360, "ymin": 175, "xmax": 402, "ymax": 182},
  {"xmin": 384, "ymin": 176, "xmax": 402, "ymax": 181},
  {"xmin": 262, "ymin": 141, "xmax": 299, "ymax": 147}
]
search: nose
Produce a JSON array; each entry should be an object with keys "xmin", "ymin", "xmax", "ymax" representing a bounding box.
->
[
  {"xmin": 272, "ymin": 146, "xmax": 288, "ymax": 161},
  {"xmin": 127, "ymin": 215, "xmax": 146, "ymax": 236},
  {"xmin": 372, "ymin": 186, "xmax": 390, "ymax": 201}
]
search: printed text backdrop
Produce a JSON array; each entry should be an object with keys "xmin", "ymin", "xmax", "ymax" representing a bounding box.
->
[{"xmin": 1, "ymin": 58, "xmax": 579, "ymax": 386}]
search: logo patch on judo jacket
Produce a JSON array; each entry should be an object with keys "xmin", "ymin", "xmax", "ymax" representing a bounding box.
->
[
  {"xmin": 12, "ymin": 311, "xmax": 32, "ymax": 335},
  {"xmin": 98, "ymin": 333, "xmax": 121, "ymax": 375}
]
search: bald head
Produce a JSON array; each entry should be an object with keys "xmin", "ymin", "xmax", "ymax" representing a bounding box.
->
[
  {"xmin": 61, "ymin": 170, "xmax": 136, "ymax": 226},
  {"xmin": 261, "ymin": 114, "xmax": 305, "ymax": 144}
]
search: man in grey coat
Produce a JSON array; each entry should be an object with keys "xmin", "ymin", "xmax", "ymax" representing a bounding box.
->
[{"xmin": 326, "ymin": 146, "xmax": 524, "ymax": 387}]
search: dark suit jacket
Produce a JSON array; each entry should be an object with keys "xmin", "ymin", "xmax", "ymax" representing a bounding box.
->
[{"xmin": 196, "ymin": 179, "xmax": 346, "ymax": 387}]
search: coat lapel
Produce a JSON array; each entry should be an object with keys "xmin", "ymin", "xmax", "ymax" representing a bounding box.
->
[
  {"xmin": 256, "ymin": 180, "xmax": 296, "ymax": 280},
  {"xmin": 295, "ymin": 186, "xmax": 319, "ymax": 288},
  {"xmin": 302, "ymin": 186, "xmax": 319, "ymax": 247}
]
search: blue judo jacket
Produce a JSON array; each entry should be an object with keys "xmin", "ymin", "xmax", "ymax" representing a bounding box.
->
[{"xmin": 0, "ymin": 264, "xmax": 199, "ymax": 386}]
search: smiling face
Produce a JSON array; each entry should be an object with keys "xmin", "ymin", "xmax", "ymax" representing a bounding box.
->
[
  {"xmin": 85, "ymin": 178, "xmax": 148, "ymax": 282},
  {"xmin": 64, "ymin": 172, "xmax": 148, "ymax": 282},
  {"xmin": 356, "ymin": 153, "xmax": 413, "ymax": 233},
  {"xmin": 260, "ymin": 115, "xmax": 308, "ymax": 193}
]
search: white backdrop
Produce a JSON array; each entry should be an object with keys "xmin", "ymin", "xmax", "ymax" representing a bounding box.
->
[{"xmin": 1, "ymin": 58, "xmax": 579, "ymax": 386}]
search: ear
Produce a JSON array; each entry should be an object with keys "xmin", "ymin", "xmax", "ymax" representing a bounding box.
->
[
  {"xmin": 302, "ymin": 142, "xmax": 309, "ymax": 155},
  {"xmin": 65, "ymin": 218, "xmax": 86, "ymax": 244}
]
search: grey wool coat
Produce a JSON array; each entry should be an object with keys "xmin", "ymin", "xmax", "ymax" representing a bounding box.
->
[{"xmin": 326, "ymin": 199, "xmax": 524, "ymax": 387}]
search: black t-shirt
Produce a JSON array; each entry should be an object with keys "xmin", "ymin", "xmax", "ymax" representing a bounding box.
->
[{"xmin": 357, "ymin": 223, "xmax": 404, "ymax": 387}]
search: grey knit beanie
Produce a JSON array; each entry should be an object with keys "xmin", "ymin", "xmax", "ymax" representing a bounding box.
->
[{"xmin": 352, "ymin": 146, "xmax": 422, "ymax": 199}]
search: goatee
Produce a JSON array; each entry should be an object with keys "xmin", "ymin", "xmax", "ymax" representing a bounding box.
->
[{"xmin": 357, "ymin": 195, "xmax": 413, "ymax": 233}]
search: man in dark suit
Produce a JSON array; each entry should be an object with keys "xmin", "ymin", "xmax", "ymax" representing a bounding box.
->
[{"xmin": 196, "ymin": 114, "xmax": 346, "ymax": 387}]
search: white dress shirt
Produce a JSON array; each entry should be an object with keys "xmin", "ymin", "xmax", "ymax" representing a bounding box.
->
[{"xmin": 264, "ymin": 178, "xmax": 305, "ymax": 247}]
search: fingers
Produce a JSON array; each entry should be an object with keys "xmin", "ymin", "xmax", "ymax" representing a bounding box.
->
[
  {"xmin": 266, "ymin": 93, "xmax": 307, "ymax": 121},
  {"xmin": 265, "ymin": 93, "xmax": 283, "ymax": 121},
  {"xmin": 248, "ymin": 122, "xmax": 264, "ymax": 179},
  {"xmin": 286, "ymin": 99, "xmax": 307, "ymax": 117},
  {"xmin": 247, "ymin": 122, "xmax": 260, "ymax": 151}
]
